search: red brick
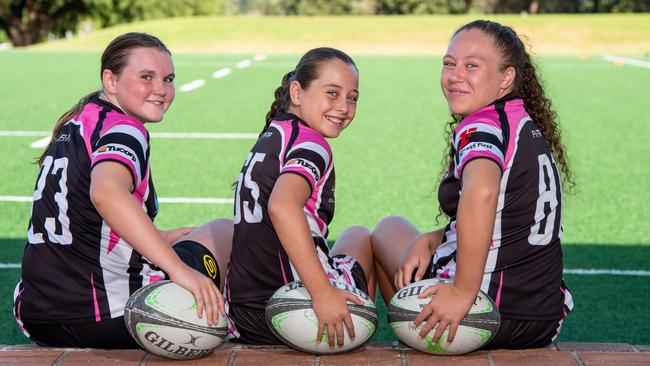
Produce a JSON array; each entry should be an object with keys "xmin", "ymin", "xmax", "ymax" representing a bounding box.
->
[
  {"xmin": 0, "ymin": 349, "xmax": 65, "ymax": 365},
  {"xmin": 579, "ymin": 351, "xmax": 650, "ymax": 366},
  {"xmin": 407, "ymin": 349, "xmax": 490, "ymax": 366},
  {"xmin": 233, "ymin": 348, "xmax": 314, "ymax": 366},
  {"xmin": 61, "ymin": 349, "xmax": 145, "ymax": 365},
  {"xmin": 320, "ymin": 348, "xmax": 400, "ymax": 365},
  {"xmin": 556, "ymin": 342, "xmax": 636, "ymax": 352},
  {"xmin": 146, "ymin": 347, "xmax": 231, "ymax": 365},
  {"xmin": 491, "ymin": 348, "xmax": 577, "ymax": 366}
]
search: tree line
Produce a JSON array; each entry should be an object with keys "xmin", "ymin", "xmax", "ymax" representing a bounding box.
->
[{"xmin": 2, "ymin": 0, "xmax": 648, "ymax": 46}]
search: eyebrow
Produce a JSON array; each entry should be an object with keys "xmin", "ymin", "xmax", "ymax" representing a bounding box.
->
[
  {"xmin": 139, "ymin": 69, "xmax": 175, "ymax": 78},
  {"xmin": 323, "ymin": 83, "xmax": 359, "ymax": 94},
  {"xmin": 443, "ymin": 54, "xmax": 486, "ymax": 61}
]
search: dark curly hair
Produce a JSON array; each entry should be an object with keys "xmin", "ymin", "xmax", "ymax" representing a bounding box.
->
[{"xmin": 441, "ymin": 20, "xmax": 574, "ymax": 193}]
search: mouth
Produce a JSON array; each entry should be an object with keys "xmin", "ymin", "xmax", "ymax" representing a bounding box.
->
[
  {"xmin": 325, "ymin": 115, "xmax": 345, "ymax": 125},
  {"xmin": 147, "ymin": 100, "xmax": 165, "ymax": 106}
]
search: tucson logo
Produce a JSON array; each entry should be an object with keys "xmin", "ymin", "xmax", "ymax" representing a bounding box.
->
[
  {"xmin": 97, "ymin": 145, "xmax": 137, "ymax": 162},
  {"xmin": 286, "ymin": 159, "xmax": 320, "ymax": 181},
  {"xmin": 203, "ymin": 255, "xmax": 218, "ymax": 280},
  {"xmin": 144, "ymin": 331, "xmax": 212, "ymax": 358}
]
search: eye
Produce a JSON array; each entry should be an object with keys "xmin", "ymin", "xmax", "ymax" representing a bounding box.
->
[
  {"xmin": 327, "ymin": 91, "xmax": 339, "ymax": 98},
  {"xmin": 443, "ymin": 60, "xmax": 455, "ymax": 68},
  {"xmin": 163, "ymin": 76, "xmax": 175, "ymax": 83},
  {"xmin": 347, "ymin": 95, "xmax": 358, "ymax": 103},
  {"xmin": 466, "ymin": 63, "xmax": 478, "ymax": 69},
  {"xmin": 141, "ymin": 74, "xmax": 152, "ymax": 81}
]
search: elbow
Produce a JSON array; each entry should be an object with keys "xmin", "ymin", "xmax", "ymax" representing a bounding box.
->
[
  {"xmin": 89, "ymin": 180, "xmax": 113, "ymax": 212},
  {"xmin": 268, "ymin": 194, "xmax": 283, "ymax": 223}
]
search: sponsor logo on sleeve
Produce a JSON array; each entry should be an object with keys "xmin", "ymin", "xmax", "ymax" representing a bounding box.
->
[
  {"xmin": 458, "ymin": 127, "xmax": 477, "ymax": 149},
  {"xmin": 95, "ymin": 144, "xmax": 137, "ymax": 162},
  {"xmin": 285, "ymin": 158, "xmax": 321, "ymax": 181}
]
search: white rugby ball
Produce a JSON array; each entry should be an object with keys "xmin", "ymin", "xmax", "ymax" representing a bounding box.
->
[
  {"xmin": 387, "ymin": 278, "xmax": 500, "ymax": 355},
  {"xmin": 124, "ymin": 280, "xmax": 228, "ymax": 359},
  {"xmin": 265, "ymin": 280, "xmax": 378, "ymax": 354}
]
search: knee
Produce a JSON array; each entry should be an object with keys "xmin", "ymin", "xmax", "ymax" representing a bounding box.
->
[{"xmin": 372, "ymin": 215, "xmax": 408, "ymax": 235}]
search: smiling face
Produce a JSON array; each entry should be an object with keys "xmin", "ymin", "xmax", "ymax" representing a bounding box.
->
[
  {"xmin": 288, "ymin": 59, "xmax": 359, "ymax": 138},
  {"xmin": 440, "ymin": 28, "xmax": 515, "ymax": 117},
  {"xmin": 102, "ymin": 47, "xmax": 175, "ymax": 123}
]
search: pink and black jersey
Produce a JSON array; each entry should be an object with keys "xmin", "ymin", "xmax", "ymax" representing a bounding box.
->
[
  {"xmin": 435, "ymin": 94, "xmax": 573, "ymax": 321},
  {"xmin": 15, "ymin": 96, "xmax": 164, "ymax": 324},
  {"xmin": 226, "ymin": 112, "xmax": 356, "ymax": 310}
]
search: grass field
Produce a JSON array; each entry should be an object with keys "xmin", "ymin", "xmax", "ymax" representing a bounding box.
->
[{"xmin": 1, "ymin": 15, "xmax": 649, "ymax": 346}]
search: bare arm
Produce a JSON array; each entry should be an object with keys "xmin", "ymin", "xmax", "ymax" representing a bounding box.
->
[
  {"xmin": 269, "ymin": 173, "xmax": 362, "ymax": 348},
  {"xmin": 90, "ymin": 161, "xmax": 223, "ymax": 324},
  {"xmin": 414, "ymin": 158, "xmax": 501, "ymax": 343}
]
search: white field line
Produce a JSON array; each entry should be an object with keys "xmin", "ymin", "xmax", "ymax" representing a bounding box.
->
[
  {"xmin": 235, "ymin": 59, "xmax": 252, "ymax": 69},
  {"xmin": 0, "ymin": 42, "xmax": 12, "ymax": 52},
  {"xmin": 0, "ymin": 196, "xmax": 232, "ymax": 204},
  {"xmin": 150, "ymin": 132, "xmax": 257, "ymax": 139},
  {"xmin": 254, "ymin": 53, "xmax": 267, "ymax": 62},
  {"xmin": 0, "ymin": 130, "xmax": 258, "ymax": 149},
  {"xmin": 179, "ymin": 79, "xmax": 206, "ymax": 92},
  {"xmin": 212, "ymin": 67, "xmax": 232, "ymax": 79},
  {"xmin": 603, "ymin": 54, "xmax": 650, "ymax": 69},
  {"xmin": 30, "ymin": 136, "xmax": 51, "ymax": 148}
]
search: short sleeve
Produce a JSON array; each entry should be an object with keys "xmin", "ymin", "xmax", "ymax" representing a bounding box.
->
[
  {"xmin": 91, "ymin": 122, "xmax": 149, "ymax": 189},
  {"xmin": 280, "ymin": 140, "xmax": 331, "ymax": 192},
  {"xmin": 453, "ymin": 121, "xmax": 505, "ymax": 179}
]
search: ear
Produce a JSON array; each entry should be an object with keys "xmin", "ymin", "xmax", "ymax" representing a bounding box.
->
[
  {"xmin": 102, "ymin": 69, "xmax": 118, "ymax": 95},
  {"xmin": 501, "ymin": 66, "xmax": 516, "ymax": 90},
  {"xmin": 288, "ymin": 80, "xmax": 302, "ymax": 106}
]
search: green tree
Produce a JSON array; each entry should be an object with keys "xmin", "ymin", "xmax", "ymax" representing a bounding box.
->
[{"xmin": 0, "ymin": 0, "xmax": 89, "ymax": 46}]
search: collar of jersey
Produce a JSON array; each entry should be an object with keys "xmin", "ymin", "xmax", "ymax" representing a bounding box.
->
[{"xmin": 91, "ymin": 94, "xmax": 127, "ymax": 115}]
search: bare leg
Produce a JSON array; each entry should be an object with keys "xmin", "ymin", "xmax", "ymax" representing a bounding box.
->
[
  {"xmin": 370, "ymin": 216, "xmax": 421, "ymax": 304},
  {"xmin": 175, "ymin": 218, "xmax": 233, "ymax": 289},
  {"xmin": 330, "ymin": 226, "xmax": 376, "ymax": 300}
]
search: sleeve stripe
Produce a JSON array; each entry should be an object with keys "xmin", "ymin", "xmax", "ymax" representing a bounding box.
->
[
  {"xmin": 95, "ymin": 133, "xmax": 147, "ymax": 181},
  {"xmin": 288, "ymin": 142, "xmax": 330, "ymax": 167},
  {"xmin": 454, "ymin": 122, "xmax": 503, "ymax": 147},
  {"xmin": 103, "ymin": 124, "xmax": 148, "ymax": 156},
  {"xmin": 92, "ymin": 143, "xmax": 143, "ymax": 185}
]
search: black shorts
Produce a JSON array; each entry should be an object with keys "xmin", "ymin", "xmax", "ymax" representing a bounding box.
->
[
  {"xmin": 19, "ymin": 240, "xmax": 220, "ymax": 349},
  {"xmin": 484, "ymin": 317, "xmax": 563, "ymax": 349},
  {"xmin": 229, "ymin": 254, "xmax": 368, "ymax": 345}
]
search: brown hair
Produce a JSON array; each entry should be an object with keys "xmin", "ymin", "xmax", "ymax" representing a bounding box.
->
[
  {"xmin": 441, "ymin": 20, "xmax": 574, "ymax": 192},
  {"xmin": 262, "ymin": 47, "xmax": 357, "ymax": 134},
  {"xmin": 36, "ymin": 32, "xmax": 170, "ymax": 165}
]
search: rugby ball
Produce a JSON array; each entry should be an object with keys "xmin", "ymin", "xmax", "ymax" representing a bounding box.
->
[
  {"xmin": 387, "ymin": 278, "xmax": 500, "ymax": 355},
  {"xmin": 265, "ymin": 280, "xmax": 378, "ymax": 354},
  {"xmin": 124, "ymin": 280, "xmax": 228, "ymax": 359}
]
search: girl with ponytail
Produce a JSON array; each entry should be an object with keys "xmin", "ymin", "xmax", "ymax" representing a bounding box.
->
[
  {"xmin": 15, "ymin": 33, "xmax": 232, "ymax": 349},
  {"xmin": 371, "ymin": 20, "xmax": 574, "ymax": 350},
  {"xmin": 226, "ymin": 47, "xmax": 378, "ymax": 350}
]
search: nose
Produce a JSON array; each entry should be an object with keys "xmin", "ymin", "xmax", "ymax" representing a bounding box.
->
[
  {"xmin": 153, "ymin": 78, "xmax": 166, "ymax": 96},
  {"xmin": 447, "ymin": 66, "xmax": 464, "ymax": 83},
  {"xmin": 335, "ymin": 96, "xmax": 349, "ymax": 115}
]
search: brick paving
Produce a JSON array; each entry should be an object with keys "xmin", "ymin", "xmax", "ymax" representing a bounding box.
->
[{"xmin": 1, "ymin": 342, "xmax": 649, "ymax": 366}]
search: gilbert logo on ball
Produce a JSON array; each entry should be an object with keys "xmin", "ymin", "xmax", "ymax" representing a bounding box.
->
[
  {"xmin": 124, "ymin": 281, "xmax": 228, "ymax": 360},
  {"xmin": 387, "ymin": 278, "xmax": 500, "ymax": 355},
  {"xmin": 265, "ymin": 280, "xmax": 378, "ymax": 354}
]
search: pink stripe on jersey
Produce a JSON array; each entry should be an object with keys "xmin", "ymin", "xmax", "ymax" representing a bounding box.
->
[
  {"xmin": 278, "ymin": 249, "xmax": 288, "ymax": 285},
  {"xmin": 495, "ymin": 270, "xmax": 504, "ymax": 308},
  {"xmin": 149, "ymin": 275, "xmax": 164, "ymax": 284},
  {"xmin": 107, "ymin": 229, "xmax": 120, "ymax": 254},
  {"xmin": 90, "ymin": 272, "xmax": 101, "ymax": 322},
  {"xmin": 455, "ymin": 150, "xmax": 504, "ymax": 177}
]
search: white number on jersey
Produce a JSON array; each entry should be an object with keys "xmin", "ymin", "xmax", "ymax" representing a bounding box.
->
[
  {"xmin": 28, "ymin": 156, "xmax": 73, "ymax": 245},
  {"xmin": 234, "ymin": 152, "xmax": 266, "ymax": 224},
  {"xmin": 528, "ymin": 154, "xmax": 558, "ymax": 246}
]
